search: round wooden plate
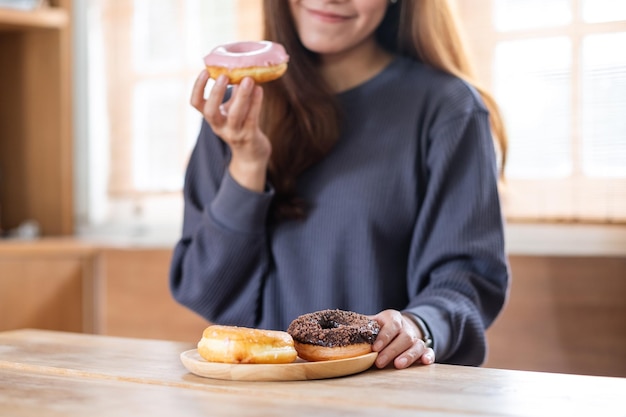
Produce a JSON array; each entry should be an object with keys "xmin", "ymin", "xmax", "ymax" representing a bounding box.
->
[{"xmin": 180, "ymin": 349, "xmax": 378, "ymax": 381}]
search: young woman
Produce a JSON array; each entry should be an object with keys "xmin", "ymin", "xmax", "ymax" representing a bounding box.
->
[{"xmin": 170, "ymin": 0, "xmax": 510, "ymax": 369}]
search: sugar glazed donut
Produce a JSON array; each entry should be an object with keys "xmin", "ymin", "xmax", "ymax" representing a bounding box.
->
[
  {"xmin": 203, "ymin": 40, "xmax": 289, "ymax": 84},
  {"xmin": 197, "ymin": 325, "xmax": 297, "ymax": 364},
  {"xmin": 287, "ymin": 309, "xmax": 380, "ymax": 361}
]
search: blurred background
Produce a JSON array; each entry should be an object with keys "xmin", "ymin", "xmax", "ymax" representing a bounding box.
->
[
  {"xmin": 0, "ymin": 0, "xmax": 624, "ymax": 378},
  {"xmin": 72, "ymin": 0, "xmax": 626, "ymax": 242}
]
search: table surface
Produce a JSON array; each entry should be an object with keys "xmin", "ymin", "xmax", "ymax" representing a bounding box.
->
[{"xmin": 0, "ymin": 329, "xmax": 624, "ymax": 417}]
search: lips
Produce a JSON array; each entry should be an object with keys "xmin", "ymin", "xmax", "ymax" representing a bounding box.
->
[{"xmin": 306, "ymin": 8, "xmax": 352, "ymax": 23}]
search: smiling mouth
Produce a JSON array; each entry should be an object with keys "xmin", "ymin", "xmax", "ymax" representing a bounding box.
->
[{"xmin": 307, "ymin": 8, "xmax": 352, "ymax": 23}]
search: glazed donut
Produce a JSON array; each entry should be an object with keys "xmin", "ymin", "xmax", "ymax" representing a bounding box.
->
[
  {"xmin": 204, "ymin": 40, "xmax": 289, "ymax": 84},
  {"xmin": 197, "ymin": 325, "xmax": 297, "ymax": 364},
  {"xmin": 287, "ymin": 309, "xmax": 380, "ymax": 362}
]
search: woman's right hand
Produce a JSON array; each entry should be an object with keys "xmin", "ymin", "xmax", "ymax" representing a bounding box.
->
[{"xmin": 190, "ymin": 70, "xmax": 272, "ymax": 192}]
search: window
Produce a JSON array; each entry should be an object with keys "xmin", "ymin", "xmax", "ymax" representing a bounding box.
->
[
  {"xmin": 458, "ymin": 0, "xmax": 626, "ymax": 222},
  {"xmin": 78, "ymin": 1, "xmax": 626, "ymax": 241},
  {"xmin": 77, "ymin": 0, "xmax": 262, "ymax": 239}
]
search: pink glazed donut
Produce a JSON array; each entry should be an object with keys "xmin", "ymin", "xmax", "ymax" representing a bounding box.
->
[{"xmin": 204, "ymin": 41, "xmax": 289, "ymax": 84}]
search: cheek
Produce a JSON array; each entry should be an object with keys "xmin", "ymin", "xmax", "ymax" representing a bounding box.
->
[{"xmin": 358, "ymin": 2, "xmax": 389, "ymax": 31}]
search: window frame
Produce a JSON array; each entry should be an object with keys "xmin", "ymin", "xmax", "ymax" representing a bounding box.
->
[
  {"xmin": 76, "ymin": 0, "xmax": 263, "ymax": 233},
  {"xmin": 457, "ymin": 0, "xmax": 626, "ymax": 223},
  {"xmin": 75, "ymin": 0, "xmax": 626, "ymax": 246}
]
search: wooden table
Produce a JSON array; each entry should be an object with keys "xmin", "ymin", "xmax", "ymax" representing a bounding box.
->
[{"xmin": 0, "ymin": 329, "xmax": 624, "ymax": 417}]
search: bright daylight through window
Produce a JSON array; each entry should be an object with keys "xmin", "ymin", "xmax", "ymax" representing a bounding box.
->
[
  {"xmin": 485, "ymin": 0, "xmax": 626, "ymax": 222},
  {"xmin": 78, "ymin": 0, "xmax": 261, "ymax": 240},
  {"xmin": 78, "ymin": 0, "xmax": 626, "ymax": 242}
]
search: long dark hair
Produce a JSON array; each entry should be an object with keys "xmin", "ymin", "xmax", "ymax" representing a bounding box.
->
[
  {"xmin": 261, "ymin": 2, "xmax": 340, "ymax": 220},
  {"xmin": 261, "ymin": 0, "xmax": 507, "ymax": 221}
]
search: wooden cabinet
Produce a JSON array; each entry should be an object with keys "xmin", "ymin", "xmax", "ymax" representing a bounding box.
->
[
  {"xmin": 98, "ymin": 248, "xmax": 209, "ymax": 343},
  {"xmin": 1, "ymin": 239, "xmax": 625, "ymax": 377},
  {"xmin": 0, "ymin": 1, "xmax": 73, "ymax": 236},
  {"xmin": 486, "ymin": 255, "xmax": 626, "ymax": 378},
  {"xmin": 0, "ymin": 240, "xmax": 207, "ymax": 342},
  {"xmin": 0, "ymin": 238, "xmax": 96, "ymax": 333}
]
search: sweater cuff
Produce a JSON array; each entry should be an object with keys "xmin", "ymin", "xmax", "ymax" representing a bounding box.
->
[
  {"xmin": 210, "ymin": 170, "xmax": 274, "ymax": 234},
  {"xmin": 403, "ymin": 305, "xmax": 451, "ymax": 360},
  {"xmin": 402, "ymin": 312, "xmax": 434, "ymax": 349}
]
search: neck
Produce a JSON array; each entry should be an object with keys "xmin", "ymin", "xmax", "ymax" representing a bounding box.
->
[{"xmin": 318, "ymin": 39, "xmax": 394, "ymax": 93}]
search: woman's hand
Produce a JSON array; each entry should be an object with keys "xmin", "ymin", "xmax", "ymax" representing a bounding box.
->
[
  {"xmin": 190, "ymin": 70, "xmax": 271, "ymax": 192},
  {"xmin": 371, "ymin": 309, "xmax": 435, "ymax": 369}
]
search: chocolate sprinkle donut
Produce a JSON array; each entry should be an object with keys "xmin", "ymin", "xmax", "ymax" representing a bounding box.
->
[{"xmin": 287, "ymin": 309, "xmax": 380, "ymax": 348}]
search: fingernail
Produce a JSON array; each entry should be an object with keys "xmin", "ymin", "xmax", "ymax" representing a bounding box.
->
[
  {"xmin": 242, "ymin": 77, "xmax": 254, "ymax": 89},
  {"xmin": 373, "ymin": 341, "xmax": 382, "ymax": 351},
  {"xmin": 217, "ymin": 75, "xmax": 228, "ymax": 86},
  {"xmin": 397, "ymin": 357, "xmax": 408, "ymax": 368},
  {"xmin": 377, "ymin": 355, "xmax": 387, "ymax": 366}
]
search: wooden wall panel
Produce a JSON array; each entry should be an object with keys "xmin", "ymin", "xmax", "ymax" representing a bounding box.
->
[
  {"xmin": 1, "ymin": 239, "xmax": 624, "ymax": 377},
  {"xmin": 486, "ymin": 255, "xmax": 626, "ymax": 377},
  {"xmin": 98, "ymin": 248, "xmax": 209, "ymax": 343},
  {"xmin": 0, "ymin": 239, "xmax": 96, "ymax": 333},
  {"xmin": 97, "ymin": 249, "xmax": 626, "ymax": 377}
]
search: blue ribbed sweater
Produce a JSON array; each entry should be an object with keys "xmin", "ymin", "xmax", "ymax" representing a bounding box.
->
[{"xmin": 169, "ymin": 57, "xmax": 510, "ymax": 366}]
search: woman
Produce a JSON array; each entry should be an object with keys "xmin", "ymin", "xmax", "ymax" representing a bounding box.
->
[{"xmin": 170, "ymin": 0, "xmax": 510, "ymax": 369}]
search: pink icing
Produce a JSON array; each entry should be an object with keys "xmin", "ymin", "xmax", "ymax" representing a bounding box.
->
[{"xmin": 204, "ymin": 41, "xmax": 289, "ymax": 69}]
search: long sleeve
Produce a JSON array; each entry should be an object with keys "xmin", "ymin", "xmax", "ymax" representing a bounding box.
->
[
  {"xmin": 403, "ymin": 81, "xmax": 509, "ymax": 365},
  {"xmin": 169, "ymin": 57, "xmax": 509, "ymax": 363},
  {"xmin": 169, "ymin": 121, "xmax": 273, "ymax": 326}
]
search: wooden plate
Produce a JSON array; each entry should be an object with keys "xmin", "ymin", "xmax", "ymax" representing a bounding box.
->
[{"xmin": 180, "ymin": 349, "xmax": 378, "ymax": 381}]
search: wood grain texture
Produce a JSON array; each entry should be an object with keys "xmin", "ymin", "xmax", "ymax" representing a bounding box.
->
[
  {"xmin": 180, "ymin": 349, "xmax": 377, "ymax": 381},
  {"xmin": 0, "ymin": 239, "xmax": 623, "ymax": 378},
  {"xmin": 0, "ymin": 367, "xmax": 420, "ymax": 417},
  {"xmin": 0, "ymin": 329, "xmax": 624, "ymax": 417}
]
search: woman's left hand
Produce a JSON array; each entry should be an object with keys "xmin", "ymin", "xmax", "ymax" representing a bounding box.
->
[{"xmin": 371, "ymin": 309, "xmax": 435, "ymax": 369}]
